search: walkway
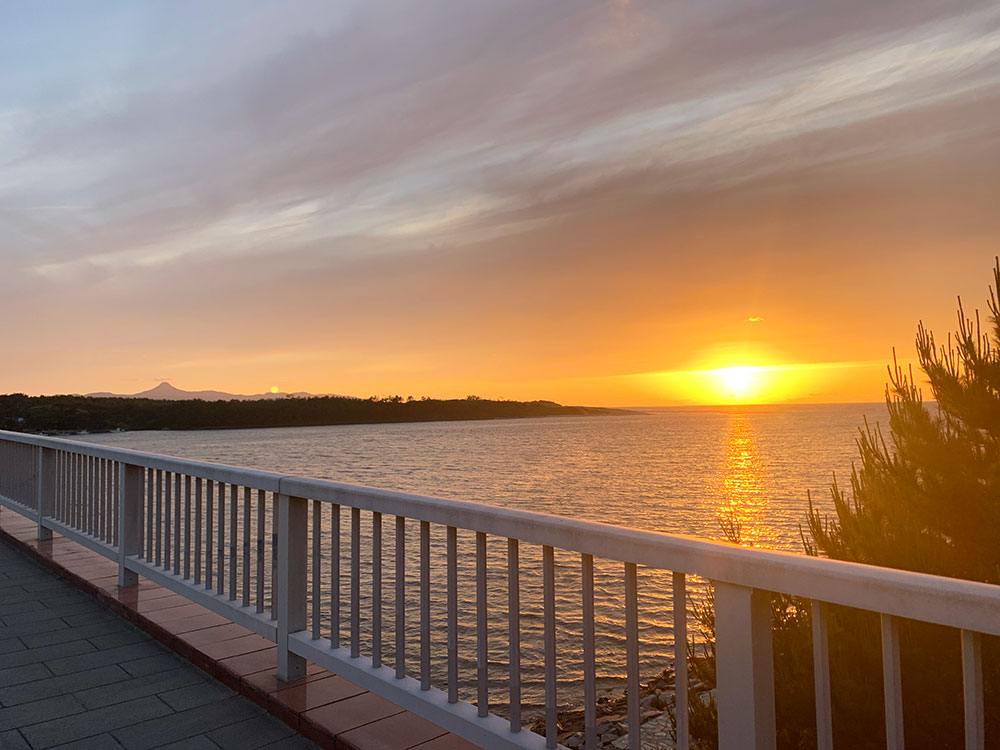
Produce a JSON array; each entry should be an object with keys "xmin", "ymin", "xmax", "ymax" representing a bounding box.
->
[
  {"xmin": 0, "ymin": 535, "xmax": 316, "ymax": 750},
  {"xmin": 0, "ymin": 510, "xmax": 471, "ymax": 750}
]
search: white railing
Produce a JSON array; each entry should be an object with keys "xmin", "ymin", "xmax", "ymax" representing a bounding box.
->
[{"xmin": 0, "ymin": 429, "xmax": 996, "ymax": 750}]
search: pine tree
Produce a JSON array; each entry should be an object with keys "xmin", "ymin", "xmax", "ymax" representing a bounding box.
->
[
  {"xmin": 685, "ymin": 260, "xmax": 1000, "ymax": 748},
  {"xmin": 807, "ymin": 260, "xmax": 1000, "ymax": 581}
]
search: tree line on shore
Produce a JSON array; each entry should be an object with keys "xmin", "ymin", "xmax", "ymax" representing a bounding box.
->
[{"xmin": 0, "ymin": 393, "xmax": 629, "ymax": 434}]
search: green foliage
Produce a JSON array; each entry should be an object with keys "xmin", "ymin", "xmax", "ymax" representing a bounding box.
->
[{"xmin": 807, "ymin": 261, "xmax": 1000, "ymax": 581}]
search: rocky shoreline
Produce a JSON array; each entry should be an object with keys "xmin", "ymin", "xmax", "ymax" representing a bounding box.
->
[{"xmin": 528, "ymin": 666, "xmax": 714, "ymax": 749}]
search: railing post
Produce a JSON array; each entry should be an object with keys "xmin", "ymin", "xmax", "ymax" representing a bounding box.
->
[
  {"xmin": 36, "ymin": 447, "xmax": 55, "ymax": 541},
  {"xmin": 714, "ymin": 582, "xmax": 776, "ymax": 750},
  {"xmin": 276, "ymin": 493, "xmax": 307, "ymax": 681},
  {"xmin": 119, "ymin": 463, "xmax": 143, "ymax": 588}
]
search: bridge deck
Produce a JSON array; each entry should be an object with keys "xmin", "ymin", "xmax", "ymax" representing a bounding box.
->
[{"xmin": 0, "ymin": 510, "xmax": 472, "ymax": 750}]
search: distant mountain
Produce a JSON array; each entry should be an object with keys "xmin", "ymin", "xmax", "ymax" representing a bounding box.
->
[{"xmin": 84, "ymin": 382, "xmax": 339, "ymax": 401}]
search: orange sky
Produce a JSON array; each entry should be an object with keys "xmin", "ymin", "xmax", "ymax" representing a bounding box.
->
[{"xmin": 2, "ymin": 2, "xmax": 999, "ymax": 406}]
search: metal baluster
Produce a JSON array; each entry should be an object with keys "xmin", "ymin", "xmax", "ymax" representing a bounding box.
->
[
  {"xmin": 351, "ymin": 507, "xmax": 361, "ymax": 659},
  {"xmin": 962, "ymin": 629, "xmax": 984, "ymax": 750},
  {"xmin": 173, "ymin": 473, "xmax": 181, "ymax": 573},
  {"xmin": 146, "ymin": 469, "xmax": 154, "ymax": 559},
  {"xmin": 625, "ymin": 562, "xmax": 640, "ymax": 750},
  {"xmin": 183, "ymin": 476, "xmax": 192, "ymax": 579},
  {"xmin": 271, "ymin": 493, "xmax": 279, "ymax": 620},
  {"xmin": 811, "ymin": 600, "xmax": 832, "ymax": 750},
  {"xmin": 447, "ymin": 526, "xmax": 458, "ymax": 703},
  {"xmin": 242, "ymin": 487, "xmax": 251, "ymax": 607},
  {"xmin": 79, "ymin": 453, "xmax": 84, "ymax": 531},
  {"xmin": 93, "ymin": 457, "xmax": 101, "ymax": 539},
  {"xmin": 54, "ymin": 452, "xmax": 61, "ymax": 522},
  {"xmin": 206, "ymin": 479, "xmax": 214, "ymax": 589},
  {"xmin": 111, "ymin": 461, "xmax": 122, "ymax": 548},
  {"xmin": 420, "ymin": 520, "xmax": 430, "ymax": 691},
  {"xmin": 312, "ymin": 500, "xmax": 321, "ymax": 639},
  {"xmin": 93, "ymin": 456, "xmax": 100, "ymax": 537},
  {"xmin": 881, "ymin": 614, "xmax": 904, "ymax": 750},
  {"xmin": 91, "ymin": 455, "xmax": 97, "ymax": 536},
  {"xmin": 508, "ymin": 538, "xmax": 521, "ymax": 732},
  {"xmin": 543, "ymin": 545, "xmax": 557, "ymax": 749},
  {"xmin": 372, "ymin": 511, "xmax": 382, "ymax": 668},
  {"xmin": 582, "ymin": 553, "xmax": 596, "ymax": 749},
  {"xmin": 476, "ymin": 531, "xmax": 488, "ymax": 717},
  {"xmin": 155, "ymin": 469, "xmax": 163, "ymax": 566},
  {"xmin": 331, "ymin": 504, "xmax": 341, "ymax": 648},
  {"xmin": 69, "ymin": 452, "xmax": 76, "ymax": 529},
  {"xmin": 81, "ymin": 454, "xmax": 88, "ymax": 534},
  {"xmin": 229, "ymin": 483, "xmax": 237, "ymax": 600},
  {"xmin": 194, "ymin": 478, "xmax": 203, "ymax": 585},
  {"xmin": 674, "ymin": 572, "xmax": 690, "ymax": 750},
  {"xmin": 102, "ymin": 458, "xmax": 109, "ymax": 542},
  {"xmin": 87, "ymin": 455, "xmax": 93, "ymax": 536},
  {"xmin": 395, "ymin": 515, "xmax": 406, "ymax": 679},
  {"xmin": 72, "ymin": 453, "xmax": 83, "ymax": 529},
  {"xmin": 229, "ymin": 484, "xmax": 240, "ymax": 602},
  {"xmin": 217, "ymin": 482, "xmax": 226, "ymax": 596},
  {"xmin": 164, "ymin": 472, "xmax": 172, "ymax": 570},
  {"xmin": 256, "ymin": 490, "xmax": 265, "ymax": 613}
]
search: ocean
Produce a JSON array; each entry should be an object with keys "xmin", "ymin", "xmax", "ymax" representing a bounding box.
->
[{"xmin": 77, "ymin": 402, "xmax": 888, "ymax": 712}]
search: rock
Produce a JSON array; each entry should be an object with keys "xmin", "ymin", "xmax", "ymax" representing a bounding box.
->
[{"xmin": 564, "ymin": 733, "xmax": 582, "ymax": 748}]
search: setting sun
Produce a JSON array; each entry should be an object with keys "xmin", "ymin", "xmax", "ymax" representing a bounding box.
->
[
  {"xmin": 270, "ymin": 386, "xmax": 279, "ymax": 394},
  {"xmin": 718, "ymin": 366, "xmax": 756, "ymax": 397}
]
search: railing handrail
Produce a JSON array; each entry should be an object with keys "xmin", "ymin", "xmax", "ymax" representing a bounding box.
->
[{"xmin": 2, "ymin": 429, "xmax": 998, "ymax": 636}]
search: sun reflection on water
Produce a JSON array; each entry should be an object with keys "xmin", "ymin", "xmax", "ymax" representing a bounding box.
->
[{"xmin": 718, "ymin": 414, "xmax": 776, "ymax": 547}]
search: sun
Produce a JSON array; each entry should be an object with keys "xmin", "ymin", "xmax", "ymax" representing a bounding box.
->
[
  {"xmin": 719, "ymin": 366, "xmax": 755, "ymax": 395},
  {"xmin": 270, "ymin": 385, "xmax": 280, "ymax": 394}
]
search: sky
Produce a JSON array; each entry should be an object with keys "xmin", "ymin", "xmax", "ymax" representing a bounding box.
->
[{"xmin": 2, "ymin": 0, "xmax": 999, "ymax": 406}]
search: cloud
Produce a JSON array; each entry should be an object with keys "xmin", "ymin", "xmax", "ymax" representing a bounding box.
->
[{"xmin": 747, "ymin": 317, "xmax": 766, "ymax": 323}]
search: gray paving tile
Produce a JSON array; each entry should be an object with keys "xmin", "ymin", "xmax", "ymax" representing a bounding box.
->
[
  {"xmin": 0, "ymin": 618, "xmax": 71, "ymax": 641},
  {"xmin": 0, "ymin": 639, "xmax": 25, "ymax": 656},
  {"xmin": 119, "ymin": 654, "xmax": 183, "ymax": 678},
  {"xmin": 259, "ymin": 735, "xmax": 318, "ymax": 750},
  {"xmin": 157, "ymin": 681, "xmax": 234, "ymax": 712},
  {"xmin": 0, "ymin": 666, "xmax": 128, "ymax": 707},
  {"xmin": 48, "ymin": 733, "xmax": 124, "ymax": 749},
  {"xmin": 76, "ymin": 668, "xmax": 203, "ymax": 710},
  {"xmin": 112, "ymin": 697, "xmax": 264, "ymax": 750},
  {"xmin": 1, "ymin": 640, "xmax": 96, "ymax": 669},
  {"xmin": 153, "ymin": 738, "xmax": 219, "ymax": 750},
  {"xmin": 62, "ymin": 612, "xmax": 121, "ymax": 629},
  {"xmin": 0, "ymin": 729, "xmax": 30, "ymax": 749},
  {"xmin": 21, "ymin": 624, "xmax": 115, "ymax": 650},
  {"xmin": 206, "ymin": 715, "xmax": 295, "ymax": 750},
  {"xmin": 1, "ymin": 609, "xmax": 69, "ymax": 627},
  {"xmin": 0, "ymin": 694, "xmax": 84, "ymax": 732},
  {"xmin": 1, "ymin": 600, "xmax": 49, "ymax": 615},
  {"xmin": 20, "ymin": 696, "xmax": 172, "ymax": 749},
  {"xmin": 47, "ymin": 642, "xmax": 165, "ymax": 676},
  {"xmin": 87, "ymin": 629, "xmax": 151, "ymax": 651},
  {"xmin": 0, "ymin": 663, "xmax": 51, "ymax": 688}
]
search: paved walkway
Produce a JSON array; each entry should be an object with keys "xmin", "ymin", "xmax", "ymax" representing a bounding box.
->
[
  {"xmin": 0, "ymin": 537, "xmax": 319, "ymax": 750},
  {"xmin": 0, "ymin": 509, "xmax": 474, "ymax": 750}
]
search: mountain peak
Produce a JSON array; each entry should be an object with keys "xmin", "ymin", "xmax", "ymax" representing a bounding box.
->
[{"xmin": 148, "ymin": 382, "xmax": 182, "ymax": 393}]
